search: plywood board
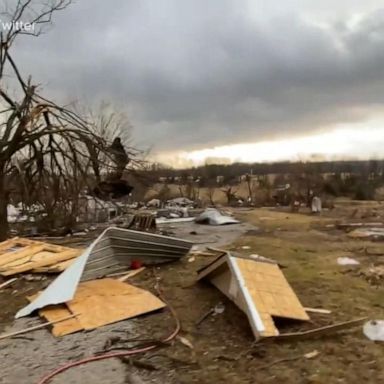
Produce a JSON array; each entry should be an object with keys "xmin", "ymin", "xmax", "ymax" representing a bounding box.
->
[
  {"xmin": 28, "ymin": 293, "xmax": 83, "ymax": 337},
  {"xmin": 29, "ymin": 279, "xmax": 166, "ymax": 336},
  {"xmin": 66, "ymin": 279, "xmax": 166, "ymax": 330},
  {"xmin": 38, "ymin": 305, "xmax": 83, "ymax": 337}
]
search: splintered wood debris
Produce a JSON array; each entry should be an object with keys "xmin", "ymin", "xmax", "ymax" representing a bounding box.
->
[
  {"xmin": 29, "ymin": 278, "xmax": 166, "ymax": 336},
  {"xmin": 197, "ymin": 252, "xmax": 310, "ymax": 339},
  {"xmin": 0, "ymin": 237, "xmax": 82, "ymax": 276}
]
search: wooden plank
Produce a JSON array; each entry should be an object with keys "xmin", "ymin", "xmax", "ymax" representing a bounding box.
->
[
  {"xmin": 66, "ymin": 279, "xmax": 166, "ymax": 330},
  {"xmin": 32, "ymin": 259, "xmax": 76, "ymax": 273},
  {"xmin": 0, "ymin": 237, "xmax": 81, "ymax": 273},
  {"xmin": 0, "ymin": 314, "xmax": 78, "ymax": 340},
  {"xmin": 0, "ymin": 244, "xmax": 46, "ymax": 267},
  {"xmin": 0, "ymin": 249, "xmax": 81, "ymax": 276},
  {"xmin": 269, "ymin": 317, "xmax": 367, "ymax": 341},
  {"xmin": 0, "ymin": 237, "xmax": 21, "ymax": 253},
  {"xmin": 2, "ymin": 250, "xmax": 59, "ymax": 269},
  {"xmin": 0, "ymin": 238, "xmax": 39, "ymax": 254},
  {"xmin": 304, "ymin": 307, "xmax": 332, "ymax": 315},
  {"xmin": 118, "ymin": 267, "xmax": 146, "ymax": 282},
  {"xmin": 105, "ymin": 270, "xmax": 132, "ymax": 278},
  {"xmin": 0, "ymin": 278, "xmax": 17, "ymax": 290}
]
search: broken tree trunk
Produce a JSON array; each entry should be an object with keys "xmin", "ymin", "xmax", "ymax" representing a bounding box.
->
[{"xmin": 0, "ymin": 170, "xmax": 9, "ymax": 241}]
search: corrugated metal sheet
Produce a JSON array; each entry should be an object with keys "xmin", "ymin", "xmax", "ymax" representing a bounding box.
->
[{"xmin": 81, "ymin": 228, "xmax": 193, "ymax": 280}]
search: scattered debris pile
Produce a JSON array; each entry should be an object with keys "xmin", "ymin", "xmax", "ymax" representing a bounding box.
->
[
  {"xmin": 0, "ymin": 210, "xmax": 379, "ymax": 384},
  {"xmin": 359, "ymin": 265, "xmax": 384, "ymax": 286},
  {"xmin": 17, "ymin": 227, "xmax": 192, "ymax": 317},
  {"xmin": 128, "ymin": 212, "xmax": 157, "ymax": 231},
  {"xmin": 166, "ymin": 197, "xmax": 195, "ymax": 208},
  {"xmin": 78, "ymin": 195, "xmax": 121, "ymax": 223}
]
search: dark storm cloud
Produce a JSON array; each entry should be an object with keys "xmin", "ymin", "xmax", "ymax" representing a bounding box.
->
[{"xmin": 11, "ymin": 0, "xmax": 384, "ymax": 151}]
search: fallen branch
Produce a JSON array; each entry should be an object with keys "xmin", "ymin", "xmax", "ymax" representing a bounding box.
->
[
  {"xmin": 254, "ymin": 355, "xmax": 302, "ymax": 372},
  {"xmin": 254, "ymin": 350, "xmax": 319, "ymax": 372}
]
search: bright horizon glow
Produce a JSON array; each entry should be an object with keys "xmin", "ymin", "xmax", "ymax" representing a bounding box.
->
[{"xmin": 152, "ymin": 124, "xmax": 384, "ymax": 167}]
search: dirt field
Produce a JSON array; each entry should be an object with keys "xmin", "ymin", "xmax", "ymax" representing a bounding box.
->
[{"xmin": 0, "ymin": 201, "xmax": 383, "ymax": 383}]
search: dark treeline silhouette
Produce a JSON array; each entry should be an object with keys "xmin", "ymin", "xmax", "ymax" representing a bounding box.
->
[
  {"xmin": 137, "ymin": 159, "xmax": 384, "ymax": 202},
  {"xmin": 143, "ymin": 160, "xmax": 384, "ymax": 182}
]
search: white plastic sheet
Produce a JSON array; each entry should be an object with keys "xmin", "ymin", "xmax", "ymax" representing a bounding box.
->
[
  {"xmin": 195, "ymin": 208, "xmax": 239, "ymax": 225},
  {"xmin": 363, "ymin": 320, "xmax": 384, "ymax": 341},
  {"xmin": 337, "ymin": 257, "xmax": 360, "ymax": 266}
]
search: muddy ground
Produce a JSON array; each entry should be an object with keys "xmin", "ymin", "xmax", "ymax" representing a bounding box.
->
[{"xmin": 0, "ymin": 201, "xmax": 384, "ymax": 383}]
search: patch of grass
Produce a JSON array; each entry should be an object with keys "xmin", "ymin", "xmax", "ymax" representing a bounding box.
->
[{"xmin": 226, "ymin": 209, "xmax": 384, "ymax": 383}]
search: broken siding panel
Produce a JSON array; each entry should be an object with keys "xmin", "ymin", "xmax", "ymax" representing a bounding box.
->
[
  {"xmin": 16, "ymin": 249, "xmax": 91, "ymax": 318},
  {"xmin": 197, "ymin": 252, "xmax": 309, "ymax": 339},
  {"xmin": 235, "ymin": 257, "xmax": 309, "ymax": 321},
  {"xmin": 228, "ymin": 255, "xmax": 265, "ymax": 338}
]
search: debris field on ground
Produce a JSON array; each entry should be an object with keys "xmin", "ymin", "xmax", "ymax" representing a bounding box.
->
[{"xmin": 0, "ymin": 201, "xmax": 383, "ymax": 384}]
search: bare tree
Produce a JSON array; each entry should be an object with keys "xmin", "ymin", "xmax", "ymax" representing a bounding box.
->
[
  {"xmin": 0, "ymin": 1, "xmax": 131, "ymax": 239},
  {"xmin": 221, "ymin": 186, "xmax": 238, "ymax": 206}
]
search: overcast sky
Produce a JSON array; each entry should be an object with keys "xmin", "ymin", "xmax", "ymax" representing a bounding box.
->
[{"xmin": 9, "ymin": 0, "xmax": 384, "ymax": 163}]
